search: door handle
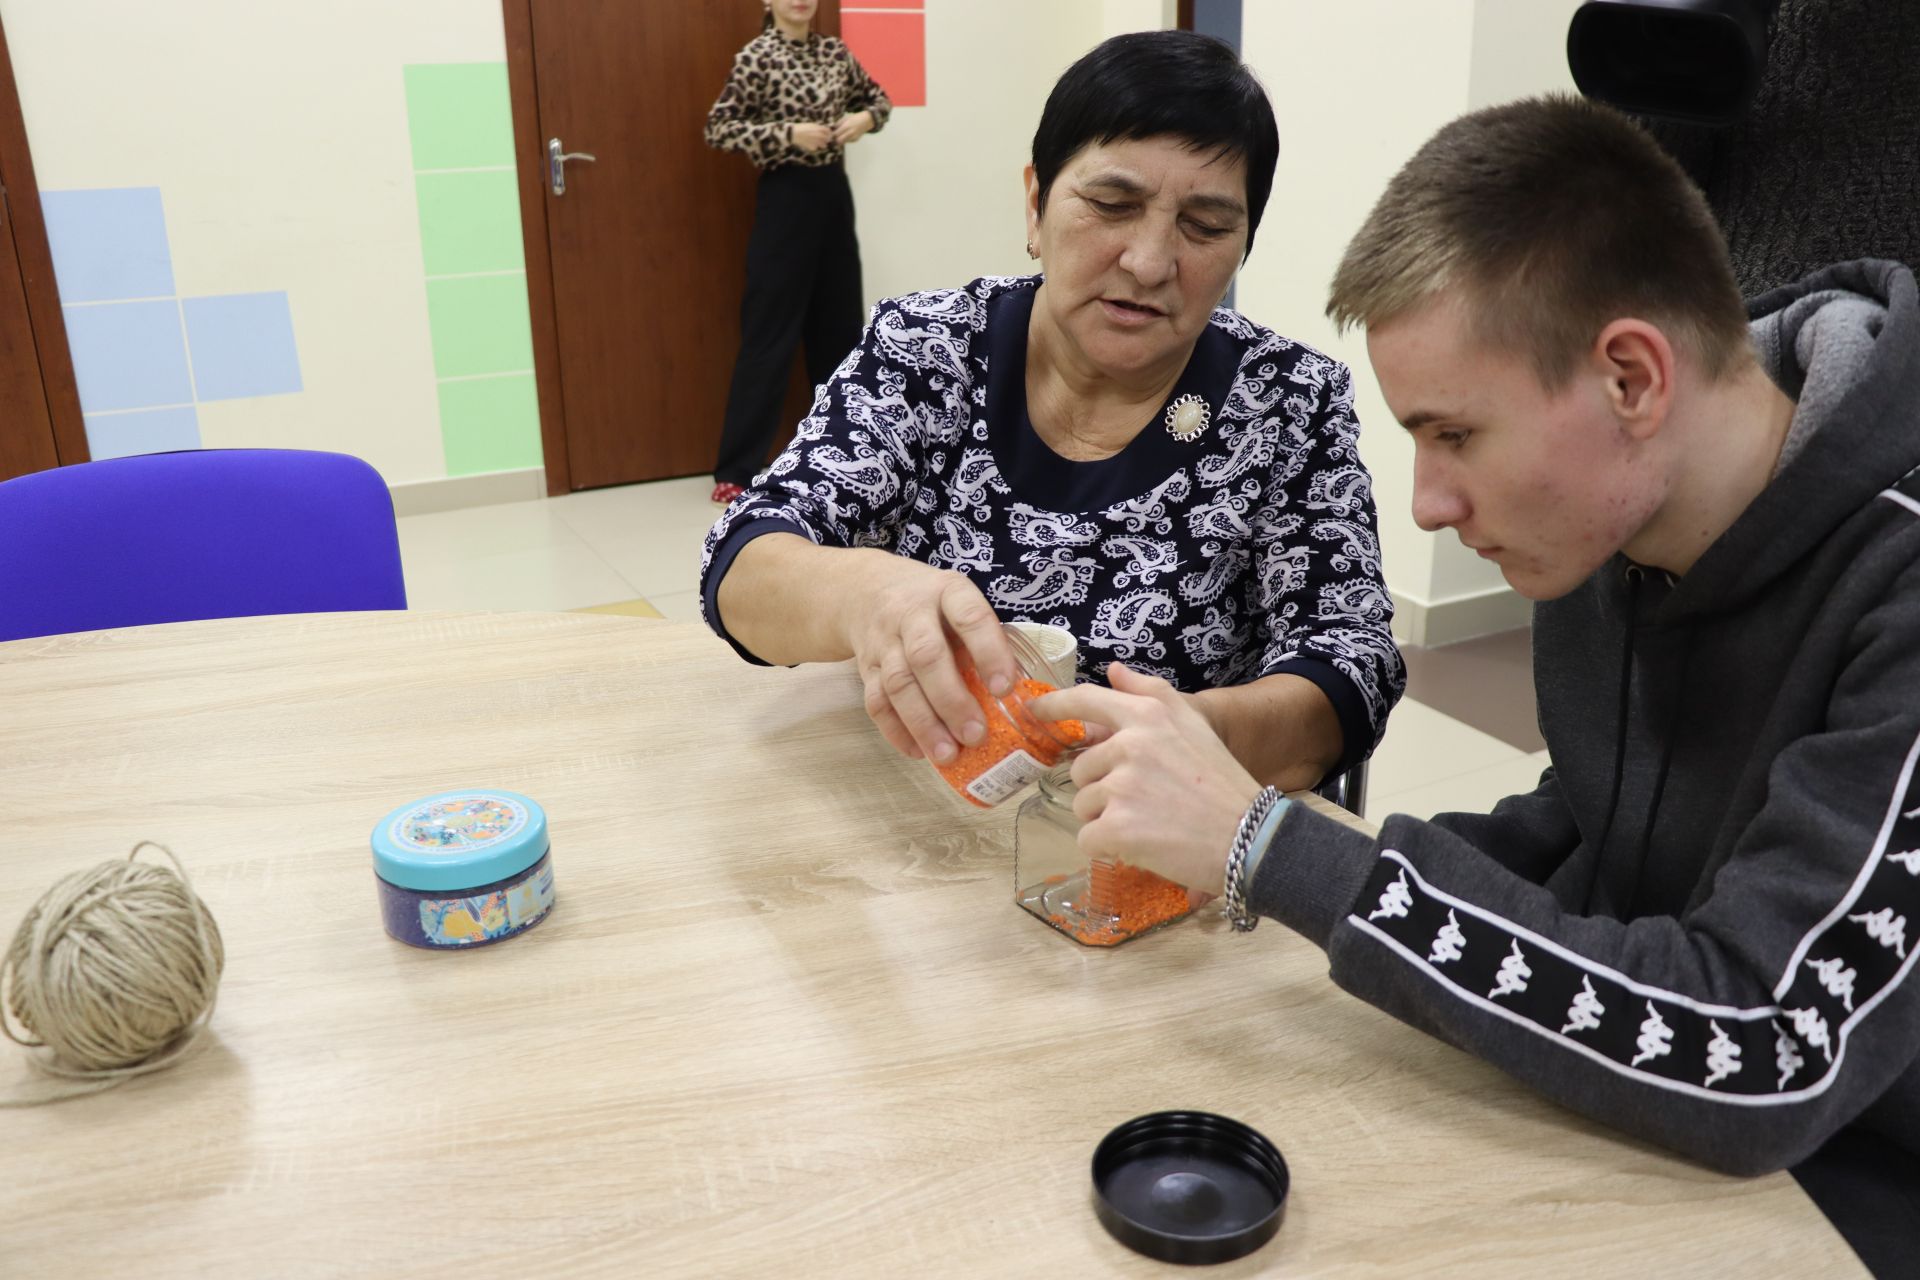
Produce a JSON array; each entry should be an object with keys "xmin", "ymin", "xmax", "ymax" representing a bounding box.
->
[{"xmin": 548, "ymin": 137, "xmax": 596, "ymax": 196}]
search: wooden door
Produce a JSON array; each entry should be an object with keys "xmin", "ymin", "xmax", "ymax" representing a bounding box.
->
[
  {"xmin": 0, "ymin": 16, "xmax": 85, "ymax": 483},
  {"xmin": 510, "ymin": 0, "xmax": 836, "ymax": 492}
]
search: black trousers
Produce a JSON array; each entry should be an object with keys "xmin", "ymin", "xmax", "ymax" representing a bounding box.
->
[{"xmin": 713, "ymin": 162, "xmax": 863, "ymax": 486}]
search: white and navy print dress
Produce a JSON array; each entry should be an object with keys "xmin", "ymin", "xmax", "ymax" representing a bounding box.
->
[{"xmin": 699, "ymin": 275, "xmax": 1406, "ymax": 768}]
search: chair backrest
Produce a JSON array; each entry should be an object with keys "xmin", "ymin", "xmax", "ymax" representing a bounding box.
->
[{"xmin": 0, "ymin": 449, "xmax": 406, "ymax": 642}]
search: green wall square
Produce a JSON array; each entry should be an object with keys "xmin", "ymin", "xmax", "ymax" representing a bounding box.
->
[
  {"xmin": 426, "ymin": 274, "xmax": 533, "ymax": 377},
  {"xmin": 404, "ymin": 63, "xmax": 515, "ymax": 170},
  {"xmin": 417, "ymin": 170, "xmax": 525, "ymax": 276},
  {"xmin": 439, "ymin": 374, "xmax": 542, "ymax": 475}
]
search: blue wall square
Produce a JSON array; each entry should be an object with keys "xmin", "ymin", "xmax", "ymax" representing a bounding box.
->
[
  {"xmin": 41, "ymin": 188, "xmax": 175, "ymax": 303},
  {"xmin": 182, "ymin": 292, "xmax": 303, "ymax": 401},
  {"xmin": 62, "ymin": 300, "xmax": 194, "ymax": 412},
  {"xmin": 83, "ymin": 406, "xmax": 202, "ymax": 460}
]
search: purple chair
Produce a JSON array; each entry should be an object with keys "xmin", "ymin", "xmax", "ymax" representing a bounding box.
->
[{"xmin": 0, "ymin": 449, "xmax": 407, "ymax": 642}]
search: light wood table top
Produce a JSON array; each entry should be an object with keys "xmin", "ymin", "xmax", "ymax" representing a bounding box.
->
[{"xmin": 0, "ymin": 612, "xmax": 1864, "ymax": 1278}]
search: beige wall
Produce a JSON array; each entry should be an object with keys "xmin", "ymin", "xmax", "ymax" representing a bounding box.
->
[
  {"xmin": 6, "ymin": 0, "xmax": 1157, "ymax": 491},
  {"xmin": 6, "ymin": 0, "xmax": 1583, "ymax": 538},
  {"xmin": 1237, "ymin": 0, "xmax": 1581, "ymax": 643},
  {"xmin": 1470, "ymin": 0, "xmax": 1585, "ymax": 111},
  {"xmin": 846, "ymin": 0, "xmax": 1173, "ymax": 308},
  {"xmin": 1235, "ymin": 1, "xmax": 1476, "ymax": 629},
  {"xmin": 1, "ymin": 0, "xmax": 503, "ymax": 487},
  {"xmin": 1102, "ymin": 0, "xmax": 1180, "ymax": 39}
]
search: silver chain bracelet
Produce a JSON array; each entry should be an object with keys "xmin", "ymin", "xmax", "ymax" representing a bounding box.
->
[{"xmin": 1223, "ymin": 786, "xmax": 1284, "ymax": 932}]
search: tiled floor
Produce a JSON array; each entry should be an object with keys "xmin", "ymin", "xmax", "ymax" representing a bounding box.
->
[
  {"xmin": 397, "ymin": 475, "xmax": 716, "ymax": 623},
  {"xmin": 395, "ymin": 477, "xmax": 1545, "ymax": 824}
]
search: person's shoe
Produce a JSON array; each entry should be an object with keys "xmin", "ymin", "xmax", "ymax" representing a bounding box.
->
[{"xmin": 710, "ymin": 482, "xmax": 745, "ymax": 506}]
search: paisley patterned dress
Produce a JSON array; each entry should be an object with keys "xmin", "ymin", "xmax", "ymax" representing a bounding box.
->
[{"xmin": 699, "ymin": 275, "xmax": 1405, "ymax": 765}]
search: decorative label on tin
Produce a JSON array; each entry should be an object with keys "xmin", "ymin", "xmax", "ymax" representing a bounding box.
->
[
  {"xmin": 507, "ymin": 864, "xmax": 556, "ymax": 928},
  {"xmin": 419, "ymin": 892, "xmax": 511, "ymax": 945},
  {"xmin": 416, "ymin": 865, "xmax": 554, "ymax": 947},
  {"xmin": 392, "ymin": 794, "xmax": 528, "ymax": 856}
]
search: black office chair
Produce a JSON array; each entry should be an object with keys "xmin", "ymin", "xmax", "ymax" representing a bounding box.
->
[
  {"xmin": 1314, "ymin": 760, "xmax": 1369, "ymax": 820},
  {"xmin": 1567, "ymin": 0, "xmax": 1775, "ymax": 125}
]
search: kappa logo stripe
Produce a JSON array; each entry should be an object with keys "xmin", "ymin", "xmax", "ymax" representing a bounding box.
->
[
  {"xmin": 1363, "ymin": 853, "xmax": 1778, "ymax": 1021},
  {"xmin": 1350, "ymin": 917, "xmax": 1825, "ymax": 1106},
  {"xmin": 1776, "ymin": 727, "xmax": 1920, "ymax": 991},
  {"xmin": 1346, "ymin": 727, "xmax": 1920, "ymax": 1105}
]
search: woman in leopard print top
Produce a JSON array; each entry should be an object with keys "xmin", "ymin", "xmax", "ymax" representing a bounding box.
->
[{"xmin": 704, "ymin": 0, "xmax": 893, "ymax": 500}]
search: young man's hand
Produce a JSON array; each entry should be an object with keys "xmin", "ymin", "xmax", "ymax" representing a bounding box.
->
[{"xmin": 1032, "ymin": 663, "xmax": 1261, "ymax": 897}]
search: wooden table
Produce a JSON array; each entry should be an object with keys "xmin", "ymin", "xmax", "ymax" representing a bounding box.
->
[{"xmin": 0, "ymin": 613, "xmax": 1865, "ymax": 1277}]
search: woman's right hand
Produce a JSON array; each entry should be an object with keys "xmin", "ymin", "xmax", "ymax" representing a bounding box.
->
[
  {"xmin": 790, "ymin": 122, "xmax": 833, "ymax": 152},
  {"xmin": 841, "ymin": 555, "xmax": 1018, "ymax": 765}
]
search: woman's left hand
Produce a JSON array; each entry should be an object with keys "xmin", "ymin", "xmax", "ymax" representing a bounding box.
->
[
  {"xmin": 832, "ymin": 111, "xmax": 874, "ymax": 145},
  {"xmin": 1030, "ymin": 662, "xmax": 1261, "ymax": 898}
]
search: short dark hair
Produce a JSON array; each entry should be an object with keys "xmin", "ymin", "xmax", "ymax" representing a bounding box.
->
[
  {"xmin": 1031, "ymin": 31, "xmax": 1279, "ymax": 257},
  {"xmin": 1328, "ymin": 94, "xmax": 1751, "ymax": 387}
]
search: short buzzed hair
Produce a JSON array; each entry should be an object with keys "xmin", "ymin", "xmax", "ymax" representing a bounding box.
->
[{"xmin": 1328, "ymin": 94, "xmax": 1751, "ymax": 388}]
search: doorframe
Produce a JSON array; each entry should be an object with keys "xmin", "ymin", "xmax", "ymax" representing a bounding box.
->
[
  {"xmin": 0, "ymin": 16, "xmax": 86, "ymax": 467},
  {"xmin": 503, "ymin": 0, "xmax": 572, "ymax": 495}
]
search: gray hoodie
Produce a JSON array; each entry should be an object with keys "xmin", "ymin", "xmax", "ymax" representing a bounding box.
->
[{"xmin": 1251, "ymin": 259, "xmax": 1920, "ymax": 1177}]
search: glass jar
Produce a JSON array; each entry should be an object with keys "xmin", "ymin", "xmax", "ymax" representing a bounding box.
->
[
  {"xmin": 932, "ymin": 626, "xmax": 1085, "ymax": 808},
  {"xmin": 1014, "ymin": 765, "xmax": 1195, "ymax": 946}
]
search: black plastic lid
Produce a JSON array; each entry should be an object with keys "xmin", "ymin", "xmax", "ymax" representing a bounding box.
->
[{"xmin": 1091, "ymin": 1111, "xmax": 1289, "ymax": 1266}]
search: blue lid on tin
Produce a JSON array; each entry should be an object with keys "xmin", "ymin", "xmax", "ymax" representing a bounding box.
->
[{"xmin": 371, "ymin": 789, "xmax": 549, "ymax": 892}]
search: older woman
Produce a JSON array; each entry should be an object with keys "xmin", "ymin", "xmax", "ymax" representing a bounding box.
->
[{"xmin": 699, "ymin": 31, "xmax": 1402, "ymax": 792}]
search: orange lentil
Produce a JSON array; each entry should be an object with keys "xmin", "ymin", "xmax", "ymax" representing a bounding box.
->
[
  {"xmin": 1056, "ymin": 861, "xmax": 1192, "ymax": 947},
  {"xmin": 933, "ymin": 664, "xmax": 1086, "ymax": 807}
]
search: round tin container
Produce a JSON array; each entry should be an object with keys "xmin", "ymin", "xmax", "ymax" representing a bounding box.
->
[{"xmin": 371, "ymin": 789, "xmax": 555, "ymax": 949}]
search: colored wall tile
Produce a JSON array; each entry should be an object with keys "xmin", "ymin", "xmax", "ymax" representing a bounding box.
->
[
  {"xmin": 438, "ymin": 374, "xmax": 542, "ymax": 475},
  {"xmin": 181, "ymin": 293, "xmax": 301, "ymax": 402},
  {"xmin": 404, "ymin": 59, "xmax": 538, "ymax": 477},
  {"xmin": 83, "ymin": 405, "xmax": 201, "ymax": 460},
  {"xmin": 181, "ymin": 292, "xmax": 303, "ymax": 401},
  {"xmin": 41, "ymin": 187, "xmax": 175, "ymax": 303},
  {"xmin": 404, "ymin": 63, "xmax": 515, "ymax": 169},
  {"xmin": 416, "ymin": 170, "xmax": 526, "ymax": 276},
  {"xmin": 425, "ymin": 274, "xmax": 534, "ymax": 378},
  {"xmin": 842, "ymin": 11, "xmax": 926, "ymax": 108},
  {"xmin": 63, "ymin": 300, "xmax": 194, "ymax": 412}
]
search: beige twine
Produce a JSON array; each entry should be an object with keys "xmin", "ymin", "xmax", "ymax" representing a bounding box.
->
[{"xmin": 1, "ymin": 842, "xmax": 223, "ymax": 1105}]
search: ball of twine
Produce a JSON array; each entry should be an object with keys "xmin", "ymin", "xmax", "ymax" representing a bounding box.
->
[{"xmin": 1, "ymin": 842, "xmax": 223, "ymax": 1105}]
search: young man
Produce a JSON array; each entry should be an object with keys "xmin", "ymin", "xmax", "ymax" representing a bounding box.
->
[{"xmin": 1036, "ymin": 94, "xmax": 1920, "ymax": 1269}]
